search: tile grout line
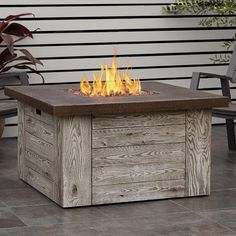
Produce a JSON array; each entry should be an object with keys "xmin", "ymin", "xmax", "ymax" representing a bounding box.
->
[{"xmin": 170, "ymin": 199, "xmax": 236, "ymax": 234}]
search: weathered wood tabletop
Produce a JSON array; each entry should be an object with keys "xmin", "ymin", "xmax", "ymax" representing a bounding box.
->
[{"xmin": 5, "ymin": 82, "xmax": 228, "ymax": 116}]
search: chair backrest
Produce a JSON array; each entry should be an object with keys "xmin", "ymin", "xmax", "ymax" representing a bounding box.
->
[
  {"xmin": 0, "ymin": 72, "xmax": 29, "ymax": 101},
  {"xmin": 226, "ymin": 44, "xmax": 236, "ymax": 82}
]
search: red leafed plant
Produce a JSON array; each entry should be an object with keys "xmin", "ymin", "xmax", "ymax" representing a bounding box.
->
[{"xmin": 0, "ymin": 13, "xmax": 44, "ymax": 82}]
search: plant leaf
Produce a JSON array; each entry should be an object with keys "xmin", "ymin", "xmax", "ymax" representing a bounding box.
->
[
  {"xmin": 4, "ymin": 23, "xmax": 33, "ymax": 38},
  {"xmin": 1, "ymin": 62, "xmax": 36, "ymax": 72},
  {"xmin": 5, "ymin": 13, "xmax": 34, "ymax": 22},
  {"xmin": 0, "ymin": 22, "xmax": 8, "ymax": 33},
  {"xmin": 0, "ymin": 12, "xmax": 43, "ymax": 79},
  {"xmin": 0, "ymin": 34, "xmax": 14, "ymax": 54},
  {"xmin": 18, "ymin": 49, "xmax": 43, "ymax": 66},
  {"xmin": 0, "ymin": 49, "xmax": 17, "ymax": 70}
]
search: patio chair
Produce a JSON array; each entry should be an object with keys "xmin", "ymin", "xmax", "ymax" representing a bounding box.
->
[
  {"xmin": 0, "ymin": 72, "xmax": 29, "ymax": 137},
  {"xmin": 190, "ymin": 44, "xmax": 236, "ymax": 150}
]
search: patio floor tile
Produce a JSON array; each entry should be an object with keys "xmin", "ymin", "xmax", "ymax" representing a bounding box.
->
[
  {"xmin": 10, "ymin": 204, "xmax": 111, "ymax": 226},
  {"xmin": 0, "ymin": 208, "xmax": 25, "ymax": 229}
]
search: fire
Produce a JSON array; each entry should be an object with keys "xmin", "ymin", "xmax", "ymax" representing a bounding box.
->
[{"xmin": 80, "ymin": 57, "xmax": 142, "ymax": 97}]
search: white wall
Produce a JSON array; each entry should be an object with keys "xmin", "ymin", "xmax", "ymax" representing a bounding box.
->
[{"xmin": 1, "ymin": 0, "xmax": 235, "ymax": 137}]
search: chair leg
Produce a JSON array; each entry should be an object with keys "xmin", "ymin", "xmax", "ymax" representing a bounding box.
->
[
  {"xmin": 226, "ymin": 119, "xmax": 236, "ymax": 150},
  {"xmin": 0, "ymin": 118, "xmax": 5, "ymax": 138}
]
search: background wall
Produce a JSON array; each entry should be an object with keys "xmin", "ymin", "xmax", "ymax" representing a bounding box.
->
[{"xmin": 1, "ymin": 0, "xmax": 235, "ymax": 137}]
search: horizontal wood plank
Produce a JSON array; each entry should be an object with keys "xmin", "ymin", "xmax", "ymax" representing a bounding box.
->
[
  {"xmin": 24, "ymin": 105, "xmax": 54, "ymax": 125},
  {"xmin": 92, "ymin": 179, "xmax": 185, "ymax": 204},
  {"xmin": 25, "ymin": 115, "xmax": 55, "ymax": 144},
  {"xmin": 92, "ymin": 124, "xmax": 185, "ymax": 148},
  {"xmin": 21, "ymin": 18, "xmax": 206, "ymax": 32},
  {"xmin": 18, "ymin": 42, "xmax": 228, "ymax": 58},
  {"xmin": 21, "ymin": 30, "xmax": 234, "ymax": 45},
  {"xmin": 0, "ymin": 0, "xmax": 166, "ymax": 4},
  {"xmin": 93, "ymin": 112, "xmax": 185, "ymax": 129},
  {"xmin": 25, "ymin": 167, "xmax": 54, "ymax": 200},
  {"xmin": 25, "ymin": 148, "xmax": 54, "ymax": 181},
  {"xmin": 93, "ymin": 162, "xmax": 185, "ymax": 186},
  {"xmin": 25, "ymin": 132, "xmax": 55, "ymax": 161},
  {"xmin": 92, "ymin": 143, "xmax": 185, "ymax": 167},
  {"xmin": 0, "ymin": 6, "xmax": 164, "ymax": 18}
]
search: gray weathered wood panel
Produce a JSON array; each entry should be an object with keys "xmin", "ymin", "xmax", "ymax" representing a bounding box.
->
[
  {"xmin": 16, "ymin": 103, "xmax": 213, "ymax": 207},
  {"xmin": 92, "ymin": 112, "xmax": 185, "ymax": 129},
  {"xmin": 92, "ymin": 143, "xmax": 186, "ymax": 167},
  {"xmin": 25, "ymin": 132, "xmax": 55, "ymax": 162},
  {"xmin": 25, "ymin": 167, "xmax": 54, "ymax": 200},
  {"xmin": 93, "ymin": 179, "xmax": 185, "ymax": 205},
  {"xmin": 185, "ymin": 109, "xmax": 212, "ymax": 196},
  {"xmin": 92, "ymin": 124, "xmax": 185, "ymax": 148},
  {"xmin": 93, "ymin": 162, "xmax": 185, "ymax": 186},
  {"xmin": 25, "ymin": 115, "xmax": 55, "ymax": 144},
  {"xmin": 18, "ymin": 102, "xmax": 25, "ymax": 180},
  {"xmin": 25, "ymin": 149, "xmax": 54, "ymax": 181},
  {"xmin": 57, "ymin": 115, "xmax": 92, "ymax": 207},
  {"xmin": 24, "ymin": 105, "xmax": 54, "ymax": 125}
]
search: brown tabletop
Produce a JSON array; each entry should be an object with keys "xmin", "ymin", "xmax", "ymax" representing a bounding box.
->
[{"xmin": 5, "ymin": 82, "xmax": 228, "ymax": 116}]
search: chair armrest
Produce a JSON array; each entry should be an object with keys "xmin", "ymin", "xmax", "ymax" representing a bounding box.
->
[
  {"xmin": 197, "ymin": 72, "xmax": 230, "ymax": 80},
  {"xmin": 190, "ymin": 71, "xmax": 231, "ymax": 99},
  {"xmin": 190, "ymin": 72, "xmax": 230, "ymax": 90}
]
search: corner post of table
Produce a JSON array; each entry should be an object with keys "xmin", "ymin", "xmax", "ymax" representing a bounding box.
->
[
  {"xmin": 56, "ymin": 115, "xmax": 92, "ymax": 208},
  {"xmin": 185, "ymin": 109, "xmax": 212, "ymax": 196},
  {"xmin": 18, "ymin": 102, "xmax": 26, "ymax": 180}
]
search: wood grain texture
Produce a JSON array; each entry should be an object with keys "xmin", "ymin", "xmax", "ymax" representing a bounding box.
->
[
  {"xmin": 23, "ymin": 105, "xmax": 61, "ymax": 204},
  {"xmin": 57, "ymin": 115, "xmax": 92, "ymax": 207},
  {"xmin": 25, "ymin": 167, "xmax": 54, "ymax": 200},
  {"xmin": 25, "ymin": 149, "xmax": 54, "ymax": 181},
  {"xmin": 25, "ymin": 115, "xmax": 55, "ymax": 144},
  {"xmin": 93, "ymin": 163, "xmax": 185, "ymax": 186},
  {"xmin": 25, "ymin": 132, "xmax": 55, "ymax": 162},
  {"xmin": 0, "ymin": 118, "xmax": 4, "ymax": 138},
  {"xmin": 24, "ymin": 104, "xmax": 54, "ymax": 125},
  {"xmin": 93, "ymin": 179, "xmax": 185, "ymax": 205},
  {"xmin": 92, "ymin": 143, "xmax": 186, "ymax": 167},
  {"xmin": 185, "ymin": 109, "xmax": 212, "ymax": 196},
  {"xmin": 18, "ymin": 102, "xmax": 25, "ymax": 180},
  {"xmin": 92, "ymin": 124, "xmax": 185, "ymax": 148},
  {"xmin": 92, "ymin": 112, "xmax": 185, "ymax": 129}
]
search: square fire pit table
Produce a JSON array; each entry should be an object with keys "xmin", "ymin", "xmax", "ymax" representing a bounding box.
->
[{"xmin": 5, "ymin": 82, "xmax": 228, "ymax": 208}]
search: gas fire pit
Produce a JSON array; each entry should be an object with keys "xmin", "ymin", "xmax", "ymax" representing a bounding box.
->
[{"xmin": 5, "ymin": 82, "xmax": 228, "ymax": 208}]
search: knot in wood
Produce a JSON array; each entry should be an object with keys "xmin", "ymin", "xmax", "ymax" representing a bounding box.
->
[{"xmin": 72, "ymin": 184, "xmax": 78, "ymax": 194}]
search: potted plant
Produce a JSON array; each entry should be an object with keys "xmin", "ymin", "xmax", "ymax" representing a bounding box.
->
[
  {"xmin": 162, "ymin": 0, "xmax": 236, "ymax": 63},
  {"xmin": 0, "ymin": 13, "xmax": 43, "ymax": 80},
  {"xmin": 0, "ymin": 13, "xmax": 43, "ymax": 137}
]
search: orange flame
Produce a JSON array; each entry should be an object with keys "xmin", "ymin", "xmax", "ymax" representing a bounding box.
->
[{"xmin": 80, "ymin": 57, "xmax": 141, "ymax": 97}]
